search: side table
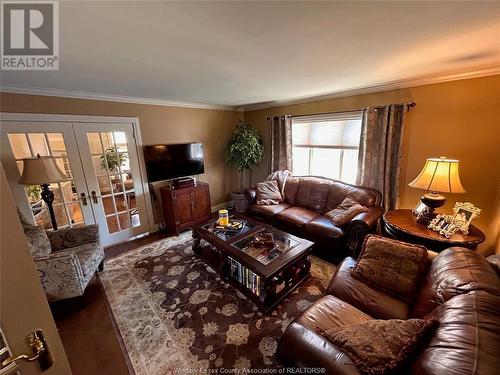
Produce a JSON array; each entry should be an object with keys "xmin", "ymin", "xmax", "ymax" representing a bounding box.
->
[{"xmin": 382, "ymin": 209, "xmax": 485, "ymax": 252}]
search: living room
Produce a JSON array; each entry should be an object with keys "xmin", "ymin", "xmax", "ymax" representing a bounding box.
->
[{"xmin": 0, "ymin": 1, "xmax": 499, "ymax": 375}]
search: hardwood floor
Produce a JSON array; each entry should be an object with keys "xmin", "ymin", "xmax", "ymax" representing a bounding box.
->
[{"xmin": 50, "ymin": 230, "xmax": 171, "ymax": 375}]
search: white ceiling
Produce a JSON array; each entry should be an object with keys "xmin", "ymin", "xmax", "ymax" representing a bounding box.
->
[{"xmin": 2, "ymin": 1, "xmax": 500, "ymax": 109}]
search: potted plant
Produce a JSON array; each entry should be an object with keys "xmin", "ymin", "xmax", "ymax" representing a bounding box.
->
[
  {"xmin": 225, "ymin": 120, "xmax": 264, "ymax": 212},
  {"xmin": 100, "ymin": 146, "xmax": 127, "ymax": 172}
]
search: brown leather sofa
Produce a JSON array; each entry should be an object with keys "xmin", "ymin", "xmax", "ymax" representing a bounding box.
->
[
  {"xmin": 277, "ymin": 247, "xmax": 500, "ymax": 374},
  {"xmin": 246, "ymin": 176, "xmax": 384, "ymax": 256}
]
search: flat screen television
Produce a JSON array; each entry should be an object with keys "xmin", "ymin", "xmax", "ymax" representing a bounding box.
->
[{"xmin": 143, "ymin": 143, "xmax": 204, "ymax": 182}]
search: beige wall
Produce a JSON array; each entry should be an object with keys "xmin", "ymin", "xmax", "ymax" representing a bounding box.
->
[
  {"xmin": 244, "ymin": 75, "xmax": 500, "ymax": 255},
  {"xmin": 0, "ymin": 93, "xmax": 241, "ymax": 207},
  {"xmin": 1, "ymin": 164, "xmax": 72, "ymax": 375}
]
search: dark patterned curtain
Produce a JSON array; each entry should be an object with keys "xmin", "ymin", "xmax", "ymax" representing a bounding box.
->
[
  {"xmin": 356, "ymin": 104, "xmax": 405, "ymax": 210},
  {"xmin": 270, "ymin": 115, "xmax": 293, "ymax": 172}
]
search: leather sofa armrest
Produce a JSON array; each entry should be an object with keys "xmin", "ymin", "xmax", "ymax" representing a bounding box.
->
[
  {"xmin": 327, "ymin": 257, "xmax": 410, "ymax": 320},
  {"xmin": 245, "ymin": 188, "xmax": 256, "ymax": 204},
  {"xmin": 346, "ymin": 206, "xmax": 384, "ymax": 257},
  {"xmin": 278, "ymin": 322, "xmax": 360, "ymax": 375}
]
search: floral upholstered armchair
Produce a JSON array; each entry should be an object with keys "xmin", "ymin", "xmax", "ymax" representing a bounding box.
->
[{"xmin": 18, "ymin": 210, "xmax": 105, "ymax": 301}]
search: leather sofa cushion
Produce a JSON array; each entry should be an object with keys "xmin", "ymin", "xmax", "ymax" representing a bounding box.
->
[
  {"xmin": 278, "ymin": 322, "xmax": 361, "ymax": 375},
  {"xmin": 325, "ymin": 182, "xmax": 378, "ymax": 212},
  {"xmin": 412, "ymin": 290, "xmax": 500, "ymax": 375},
  {"xmin": 411, "ymin": 247, "xmax": 500, "ymax": 318},
  {"xmin": 328, "ymin": 257, "xmax": 410, "ymax": 320},
  {"xmin": 305, "ymin": 215, "xmax": 345, "ymax": 241},
  {"xmin": 247, "ymin": 203, "xmax": 291, "ymax": 218},
  {"xmin": 275, "ymin": 206, "xmax": 320, "ymax": 229},
  {"xmin": 283, "ymin": 177, "xmax": 300, "ymax": 205},
  {"xmin": 295, "ymin": 295, "xmax": 373, "ymax": 334},
  {"xmin": 295, "ymin": 177, "xmax": 331, "ymax": 212},
  {"xmin": 352, "ymin": 235, "xmax": 428, "ymax": 304}
]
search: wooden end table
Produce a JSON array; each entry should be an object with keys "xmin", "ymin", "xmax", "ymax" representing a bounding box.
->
[{"xmin": 382, "ymin": 209, "xmax": 485, "ymax": 252}]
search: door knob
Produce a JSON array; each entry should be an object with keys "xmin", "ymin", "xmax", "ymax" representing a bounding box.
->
[
  {"xmin": 80, "ymin": 192, "xmax": 88, "ymax": 206},
  {"xmin": 91, "ymin": 190, "xmax": 101, "ymax": 204},
  {"xmin": 1, "ymin": 330, "xmax": 53, "ymax": 371}
]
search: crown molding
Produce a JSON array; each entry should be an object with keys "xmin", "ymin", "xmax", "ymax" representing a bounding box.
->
[
  {"xmin": 0, "ymin": 84, "xmax": 242, "ymax": 112},
  {"xmin": 241, "ymin": 64, "xmax": 500, "ymax": 111}
]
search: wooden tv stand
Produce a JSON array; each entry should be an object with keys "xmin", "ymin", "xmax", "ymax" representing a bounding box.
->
[{"xmin": 160, "ymin": 182, "xmax": 211, "ymax": 235}]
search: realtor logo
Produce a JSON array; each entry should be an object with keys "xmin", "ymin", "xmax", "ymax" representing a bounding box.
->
[{"xmin": 1, "ymin": 1, "xmax": 59, "ymax": 70}]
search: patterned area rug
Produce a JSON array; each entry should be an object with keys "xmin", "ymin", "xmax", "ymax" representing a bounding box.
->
[{"xmin": 100, "ymin": 232, "xmax": 335, "ymax": 374}]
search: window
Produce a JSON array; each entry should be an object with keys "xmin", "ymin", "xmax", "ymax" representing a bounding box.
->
[{"xmin": 292, "ymin": 111, "xmax": 363, "ymax": 184}]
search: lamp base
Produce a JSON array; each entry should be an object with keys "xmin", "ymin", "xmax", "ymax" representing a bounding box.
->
[
  {"xmin": 40, "ymin": 183, "xmax": 58, "ymax": 230},
  {"xmin": 412, "ymin": 192, "xmax": 446, "ymax": 225}
]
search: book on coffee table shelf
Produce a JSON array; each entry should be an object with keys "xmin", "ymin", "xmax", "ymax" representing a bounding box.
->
[{"xmin": 192, "ymin": 213, "xmax": 313, "ymax": 311}]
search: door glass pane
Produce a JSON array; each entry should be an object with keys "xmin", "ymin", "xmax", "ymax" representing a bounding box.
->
[
  {"xmin": 109, "ymin": 174, "xmax": 123, "ymax": 193},
  {"xmin": 92, "ymin": 155, "xmax": 108, "ymax": 175},
  {"xmin": 97, "ymin": 176, "xmax": 112, "ymax": 195},
  {"xmin": 28, "ymin": 134, "xmax": 50, "ymax": 156},
  {"xmin": 114, "ymin": 194, "xmax": 127, "ymax": 212},
  {"xmin": 87, "ymin": 133, "xmax": 103, "ymax": 154},
  {"xmin": 53, "ymin": 204, "xmax": 69, "ymax": 228},
  {"xmin": 8, "ymin": 134, "xmax": 31, "ymax": 159},
  {"xmin": 118, "ymin": 212, "xmax": 131, "ymax": 230},
  {"xmin": 67, "ymin": 203, "xmax": 84, "ymax": 225},
  {"xmin": 46, "ymin": 133, "xmax": 67, "ymax": 157},
  {"xmin": 100, "ymin": 132, "xmax": 114, "ymax": 150},
  {"xmin": 102, "ymin": 196, "xmax": 117, "ymax": 215},
  {"xmin": 106, "ymin": 215, "xmax": 119, "ymax": 234},
  {"xmin": 113, "ymin": 132, "xmax": 128, "ymax": 152}
]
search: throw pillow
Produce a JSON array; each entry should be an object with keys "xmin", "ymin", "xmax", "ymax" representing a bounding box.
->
[
  {"xmin": 325, "ymin": 196, "xmax": 368, "ymax": 225},
  {"xmin": 256, "ymin": 180, "xmax": 283, "ymax": 205},
  {"xmin": 352, "ymin": 235, "xmax": 428, "ymax": 303},
  {"xmin": 318, "ymin": 318, "xmax": 437, "ymax": 375},
  {"xmin": 24, "ymin": 225, "xmax": 52, "ymax": 257}
]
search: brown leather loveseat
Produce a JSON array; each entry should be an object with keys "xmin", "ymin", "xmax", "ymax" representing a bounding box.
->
[
  {"xmin": 246, "ymin": 176, "xmax": 384, "ymax": 255},
  {"xmin": 277, "ymin": 247, "xmax": 500, "ymax": 374}
]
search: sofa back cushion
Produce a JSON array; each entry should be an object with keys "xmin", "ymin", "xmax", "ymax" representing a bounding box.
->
[
  {"xmin": 295, "ymin": 177, "xmax": 331, "ymax": 212},
  {"xmin": 283, "ymin": 177, "xmax": 301, "ymax": 205},
  {"xmin": 411, "ymin": 290, "xmax": 500, "ymax": 375},
  {"xmin": 325, "ymin": 182, "xmax": 378, "ymax": 212},
  {"xmin": 411, "ymin": 247, "xmax": 500, "ymax": 318}
]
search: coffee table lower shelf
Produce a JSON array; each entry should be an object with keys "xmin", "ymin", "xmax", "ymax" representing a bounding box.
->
[{"xmin": 192, "ymin": 238, "xmax": 311, "ymax": 312}]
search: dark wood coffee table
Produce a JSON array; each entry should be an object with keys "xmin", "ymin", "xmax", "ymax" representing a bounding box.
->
[{"xmin": 191, "ymin": 214, "xmax": 313, "ymax": 312}]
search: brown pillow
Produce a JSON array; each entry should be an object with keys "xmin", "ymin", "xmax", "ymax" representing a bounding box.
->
[
  {"xmin": 325, "ymin": 196, "xmax": 368, "ymax": 226},
  {"xmin": 352, "ymin": 235, "xmax": 428, "ymax": 303},
  {"xmin": 256, "ymin": 180, "xmax": 283, "ymax": 205},
  {"xmin": 318, "ymin": 319, "xmax": 437, "ymax": 375}
]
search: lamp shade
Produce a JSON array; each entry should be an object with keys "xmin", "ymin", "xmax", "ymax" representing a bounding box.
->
[
  {"xmin": 19, "ymin": 156, "xmax": 68, "ymax": 185},
  {"xmin": 408, "ymin": 157, "xmax": 466, "ymax": 193}
]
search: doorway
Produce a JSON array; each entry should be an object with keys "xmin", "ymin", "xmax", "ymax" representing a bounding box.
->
[{"xmin": 0, "ymin": 114, "xmax": 153, "ymax": 247}]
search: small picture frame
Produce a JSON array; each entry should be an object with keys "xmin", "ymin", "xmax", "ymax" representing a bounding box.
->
[
  {"xmin": 452, "ymin": 202, "xmax": 481, "ymax": 235},
  {"xmin": 428, "ymin": 214, "xmax": 459, "ymax": 238},
  {"xmin": 452, "ymin": 202, "xmax": 481, "ymax": 226}
]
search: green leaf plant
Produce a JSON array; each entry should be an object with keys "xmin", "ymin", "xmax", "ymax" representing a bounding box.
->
[{"xmin": 224, "ymin": 120, "xmax": 264, "ymax": 193}]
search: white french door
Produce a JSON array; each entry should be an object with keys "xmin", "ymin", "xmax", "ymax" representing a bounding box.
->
[
  {"xmin": 1, "ymin": 119, "xmax": 150, "ymax": 247},
  {"xmin": 73, "ymin": 123, "xmax": 148, "ymax": 245}
]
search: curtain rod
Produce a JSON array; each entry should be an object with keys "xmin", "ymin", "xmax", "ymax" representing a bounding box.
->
[{"xmin": 266, "ymin": 102, "xmax": 416, "ymax": 120}]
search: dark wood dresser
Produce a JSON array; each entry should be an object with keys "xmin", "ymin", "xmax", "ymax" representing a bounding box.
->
[{"xmin": 160, "ymin": 182, "xmax": 212, "ymax": 235}]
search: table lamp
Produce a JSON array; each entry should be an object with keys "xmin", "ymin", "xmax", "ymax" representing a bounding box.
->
[
  {"xmin": 19, "ymin": 154, "xmax": 68, "ymax": 230},
  {"xmin": 408, "ymin": 156, "xmax": 466, "ymax": 222}
]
